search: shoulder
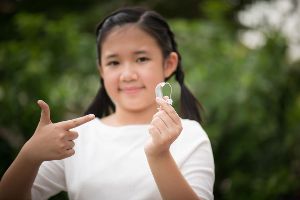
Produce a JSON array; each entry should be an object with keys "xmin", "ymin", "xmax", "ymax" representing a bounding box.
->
[
  {"xmin": 171, "ymin": 118, "xmax": 214, "ymax": 168},
  {"xmin": 171, "ymin": 118, "xmax": 212, "ymax": 155},
  {"xmin": 180, "ymin": 119, "xmax": 209, "ymax": 141},
  {"xmin": 181, "ymin": 118, "xmax": 203, "ymax": 130},
  {"xmin": 170, "ymin": 118, "xmax": 211, "ymax": 154}
]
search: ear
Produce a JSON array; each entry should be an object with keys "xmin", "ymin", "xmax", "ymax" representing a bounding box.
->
[{"xmin": 163, "ymin": 52, "xmax": 178, "ymax": 79}]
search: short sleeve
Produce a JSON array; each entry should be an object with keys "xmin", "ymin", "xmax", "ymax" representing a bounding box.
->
[
  {"xmin": 31, "ymin": 159, "xmax": 67, "ymax": 200},
  {"xmin": 182, "ymin": 136, "xmax": 215, "ymax": 200},
  {"xmin": 172, "ymin": 120, "xmax": 215, "ymax": 200}
]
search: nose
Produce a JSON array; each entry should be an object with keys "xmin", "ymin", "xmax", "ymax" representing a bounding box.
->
[{"xmin": 120, "ymin": 64, "xmax": 138, "ymax": 82}]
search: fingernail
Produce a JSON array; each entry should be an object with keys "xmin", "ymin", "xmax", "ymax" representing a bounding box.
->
[{"xmin": 88, "ymin": 114, "xmax": 95, "ymax": 119}]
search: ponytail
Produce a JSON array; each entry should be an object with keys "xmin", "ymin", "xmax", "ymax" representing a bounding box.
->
[
  {"xmin": 175, "ymin": 68, "xmax": 203, "ymax": 123},
  {"xmin": 167, "ymin": 27, "xmax": 204, "ymax": 123}
]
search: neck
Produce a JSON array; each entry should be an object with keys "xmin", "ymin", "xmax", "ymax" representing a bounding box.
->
[{"xmin": 103, "ymin": 104, "xmax": 158, "ymax": 126}]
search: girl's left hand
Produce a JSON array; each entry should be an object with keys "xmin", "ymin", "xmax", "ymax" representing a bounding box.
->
[{"xmin": 145, "ymin": 97, "xmax": 183, "ymax": 158}]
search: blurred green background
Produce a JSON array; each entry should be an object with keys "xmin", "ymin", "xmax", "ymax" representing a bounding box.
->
[{"xmin": 0, "ymin": 0, "xmax": 299, "ymax": 199}]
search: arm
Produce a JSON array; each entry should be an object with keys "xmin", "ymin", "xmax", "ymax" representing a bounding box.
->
[
  {"xmin": 144, "ymin": 97, "xmax": 201, "ymax": 200},
  {"xmin": 0, "ymin": 146, "xmax": 42, "ymax": 200},
  {"xmin": 146, "ymin": 151, "xmax": 200, "ymax": 200},
  {"xmin": 0, "ymin": 100, "xmax": 95, "ymax": 200}
]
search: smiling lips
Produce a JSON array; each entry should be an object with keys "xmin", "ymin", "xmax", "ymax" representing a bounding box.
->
[{"xmin": 119, "ymin": 86, "xmax": 145, "ymax": 94}]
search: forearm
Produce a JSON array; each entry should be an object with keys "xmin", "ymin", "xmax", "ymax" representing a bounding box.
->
[
  {"xmin": 146, "ymin": 151, "xmax": 200, "ymax": 200},
  {"xmin": 0, "ymin": 146, "xmax": 42, "ymax": 200}
]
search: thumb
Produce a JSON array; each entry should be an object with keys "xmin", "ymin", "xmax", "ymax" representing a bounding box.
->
[{"xmin": 37, "ymin": 100, "xmax": 51, "ymax": 126}]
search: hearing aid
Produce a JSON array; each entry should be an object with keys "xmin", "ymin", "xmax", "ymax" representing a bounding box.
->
[{"xmin": 155, "ymin": 82, "xmax": 173, "ymax": 105}]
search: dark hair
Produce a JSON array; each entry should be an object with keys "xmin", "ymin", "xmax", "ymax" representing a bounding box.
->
[{"xmin": 85, "ymin": 7, "xmax": 204, "ymax": 123}]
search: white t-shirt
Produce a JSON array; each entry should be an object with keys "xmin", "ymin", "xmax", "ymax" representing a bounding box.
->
[{"xmin": 32, "ymin": 118, "xmax": 215, "ymax": 200}]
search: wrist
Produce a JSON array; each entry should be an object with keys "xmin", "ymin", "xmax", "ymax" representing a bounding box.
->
[
  {"xmin": 20, "ymin": 141, "xmax": 43, "ymax": 166},
  {"xmin": 145, "ymin": 149, "xmax": 172, "ymax": 162}
]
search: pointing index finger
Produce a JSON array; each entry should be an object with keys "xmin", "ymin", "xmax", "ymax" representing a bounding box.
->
[{"xmin": 57, "ymin": 114, "xmax": 95, "ymax": 130}]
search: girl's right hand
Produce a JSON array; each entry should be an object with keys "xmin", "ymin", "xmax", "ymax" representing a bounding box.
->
[{"xmin": 21, "ymin": 100, "xmax": 95, "ymax": 164}]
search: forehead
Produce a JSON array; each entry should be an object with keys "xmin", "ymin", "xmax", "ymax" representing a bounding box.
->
[{"xmin": 101, "ymin": 24, "xmax": 161, "ymax": 55}]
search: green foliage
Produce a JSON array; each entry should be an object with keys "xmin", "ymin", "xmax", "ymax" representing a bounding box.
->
[
  {"xmin": 1, "ymin": 1, "xmax": 300, "ymax": 200},
  {"xmin": 171, "ymin": 20, "xmax": 300, "ymax": 199},
  {"xmin": 0, "ymin": 12, "xmax": 98, "ymax": 174}
]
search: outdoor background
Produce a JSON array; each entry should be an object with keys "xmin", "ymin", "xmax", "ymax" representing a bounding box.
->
[{"xmin": 0, "ymin": 0, "xmax": 299, "ymax": 199}]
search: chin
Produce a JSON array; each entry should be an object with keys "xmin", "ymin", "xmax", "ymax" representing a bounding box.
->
[
  {"xmin": 121, "ymin": 101, "xmax": 156, "ymax": 113},
  {"xmin": 124, "ymin": 105, "xmax": 148, "ymax": 113}
]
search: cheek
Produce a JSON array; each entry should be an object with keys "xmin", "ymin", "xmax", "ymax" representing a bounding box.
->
[
  {"xmin": 141, "ymin": 71, "xmax": 164, "ymax": 93},
  {"xmin": 102, "ymin": 72, "xmax": 119, "ymax": 95},
  {"xmin": 143, "ymin": 66, "xmax": 165, "ymax": 82}
]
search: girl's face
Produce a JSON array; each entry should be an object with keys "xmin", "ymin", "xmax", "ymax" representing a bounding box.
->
[{"xmin": 99, "ymin": 24, "xmax": 177, "ymax": 114}]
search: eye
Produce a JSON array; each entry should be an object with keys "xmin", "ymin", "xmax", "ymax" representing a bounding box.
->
[
  {"xmin": 136, "ymin": 57, "xmax": 150, "ymax": 63},
  {"xmin": 106, "ymin": 61, "xmax": 119, "ymax": 67}
]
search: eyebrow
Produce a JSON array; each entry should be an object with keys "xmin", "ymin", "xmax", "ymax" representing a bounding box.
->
[
  {"xmin": 104, "ymin": 50, "xmax": 149, "ymax": 59},
  {"xmin": 134, "ymin": 50, "xmax": 148, "ymax": 55},
  {"xmin": 105, "ymin": 54, "xmax": 118, "ymax": 59}
]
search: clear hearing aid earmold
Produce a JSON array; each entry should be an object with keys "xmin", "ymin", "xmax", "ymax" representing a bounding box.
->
[{"xmin": 155, "ymin": 82, "xmax": 173, "ymax": 105}]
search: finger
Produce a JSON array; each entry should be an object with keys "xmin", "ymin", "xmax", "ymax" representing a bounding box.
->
[
  {"xmin": 163, "ymin": 96, "xmax": 169, "ymax": 101},
  {"xmin": 57, "ymin": 114, "xmax": 95, "ymax": 130},
  {"xmin": 158, "ymin": 111, "xmax": 182, "ymax": 141},
  {"xmin": 153, "ymin": 110, "xmax": 168, "ymax": 128},
  {"xmin": 163, "ymin": 96, "xmax": 168, "ymax": 99},
  {"xmin": 151, "ymin": 116, "xmax": 167, "ymax": 135},
  {"xmin": 156, "ymin": 97, "xmax": 180, "ymax": 124},
  {"xmin": 65, "ymin": 140, "xmax": 75, "ymax": 150},
  {"xmin": 156, "ymin": 110, "xmax": 175, "ymax": 129},
  {"xmin": 163, "ymin": 96, "xmax": 173, "ymax": 105},
  {"xmin": 37, "ymin": 100, "xmax": 51, "ymax": 126},
  {"xmin": 65, "ymin": 131, "xmax": 79, "ymax": 141},
  {"xmin": 64, "ymin": 149, "xmax": 75, "ymax": 157},
  {"xmin": 148, "ymin": 125, "xmax": 161, "ymax": 143},
  {"xmin": 150, "ymin": 120, "xmax": 174, "ymax": 146}
]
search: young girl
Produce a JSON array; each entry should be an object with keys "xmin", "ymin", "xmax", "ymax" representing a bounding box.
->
[{"xmin": 0, "ymin": 7, "xmax": 214, "ymax": 200}]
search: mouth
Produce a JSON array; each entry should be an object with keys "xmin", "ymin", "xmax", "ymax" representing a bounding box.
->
[{"xmin": 119, "ymin": 86, "xmax": 145, "ymax": 94}]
